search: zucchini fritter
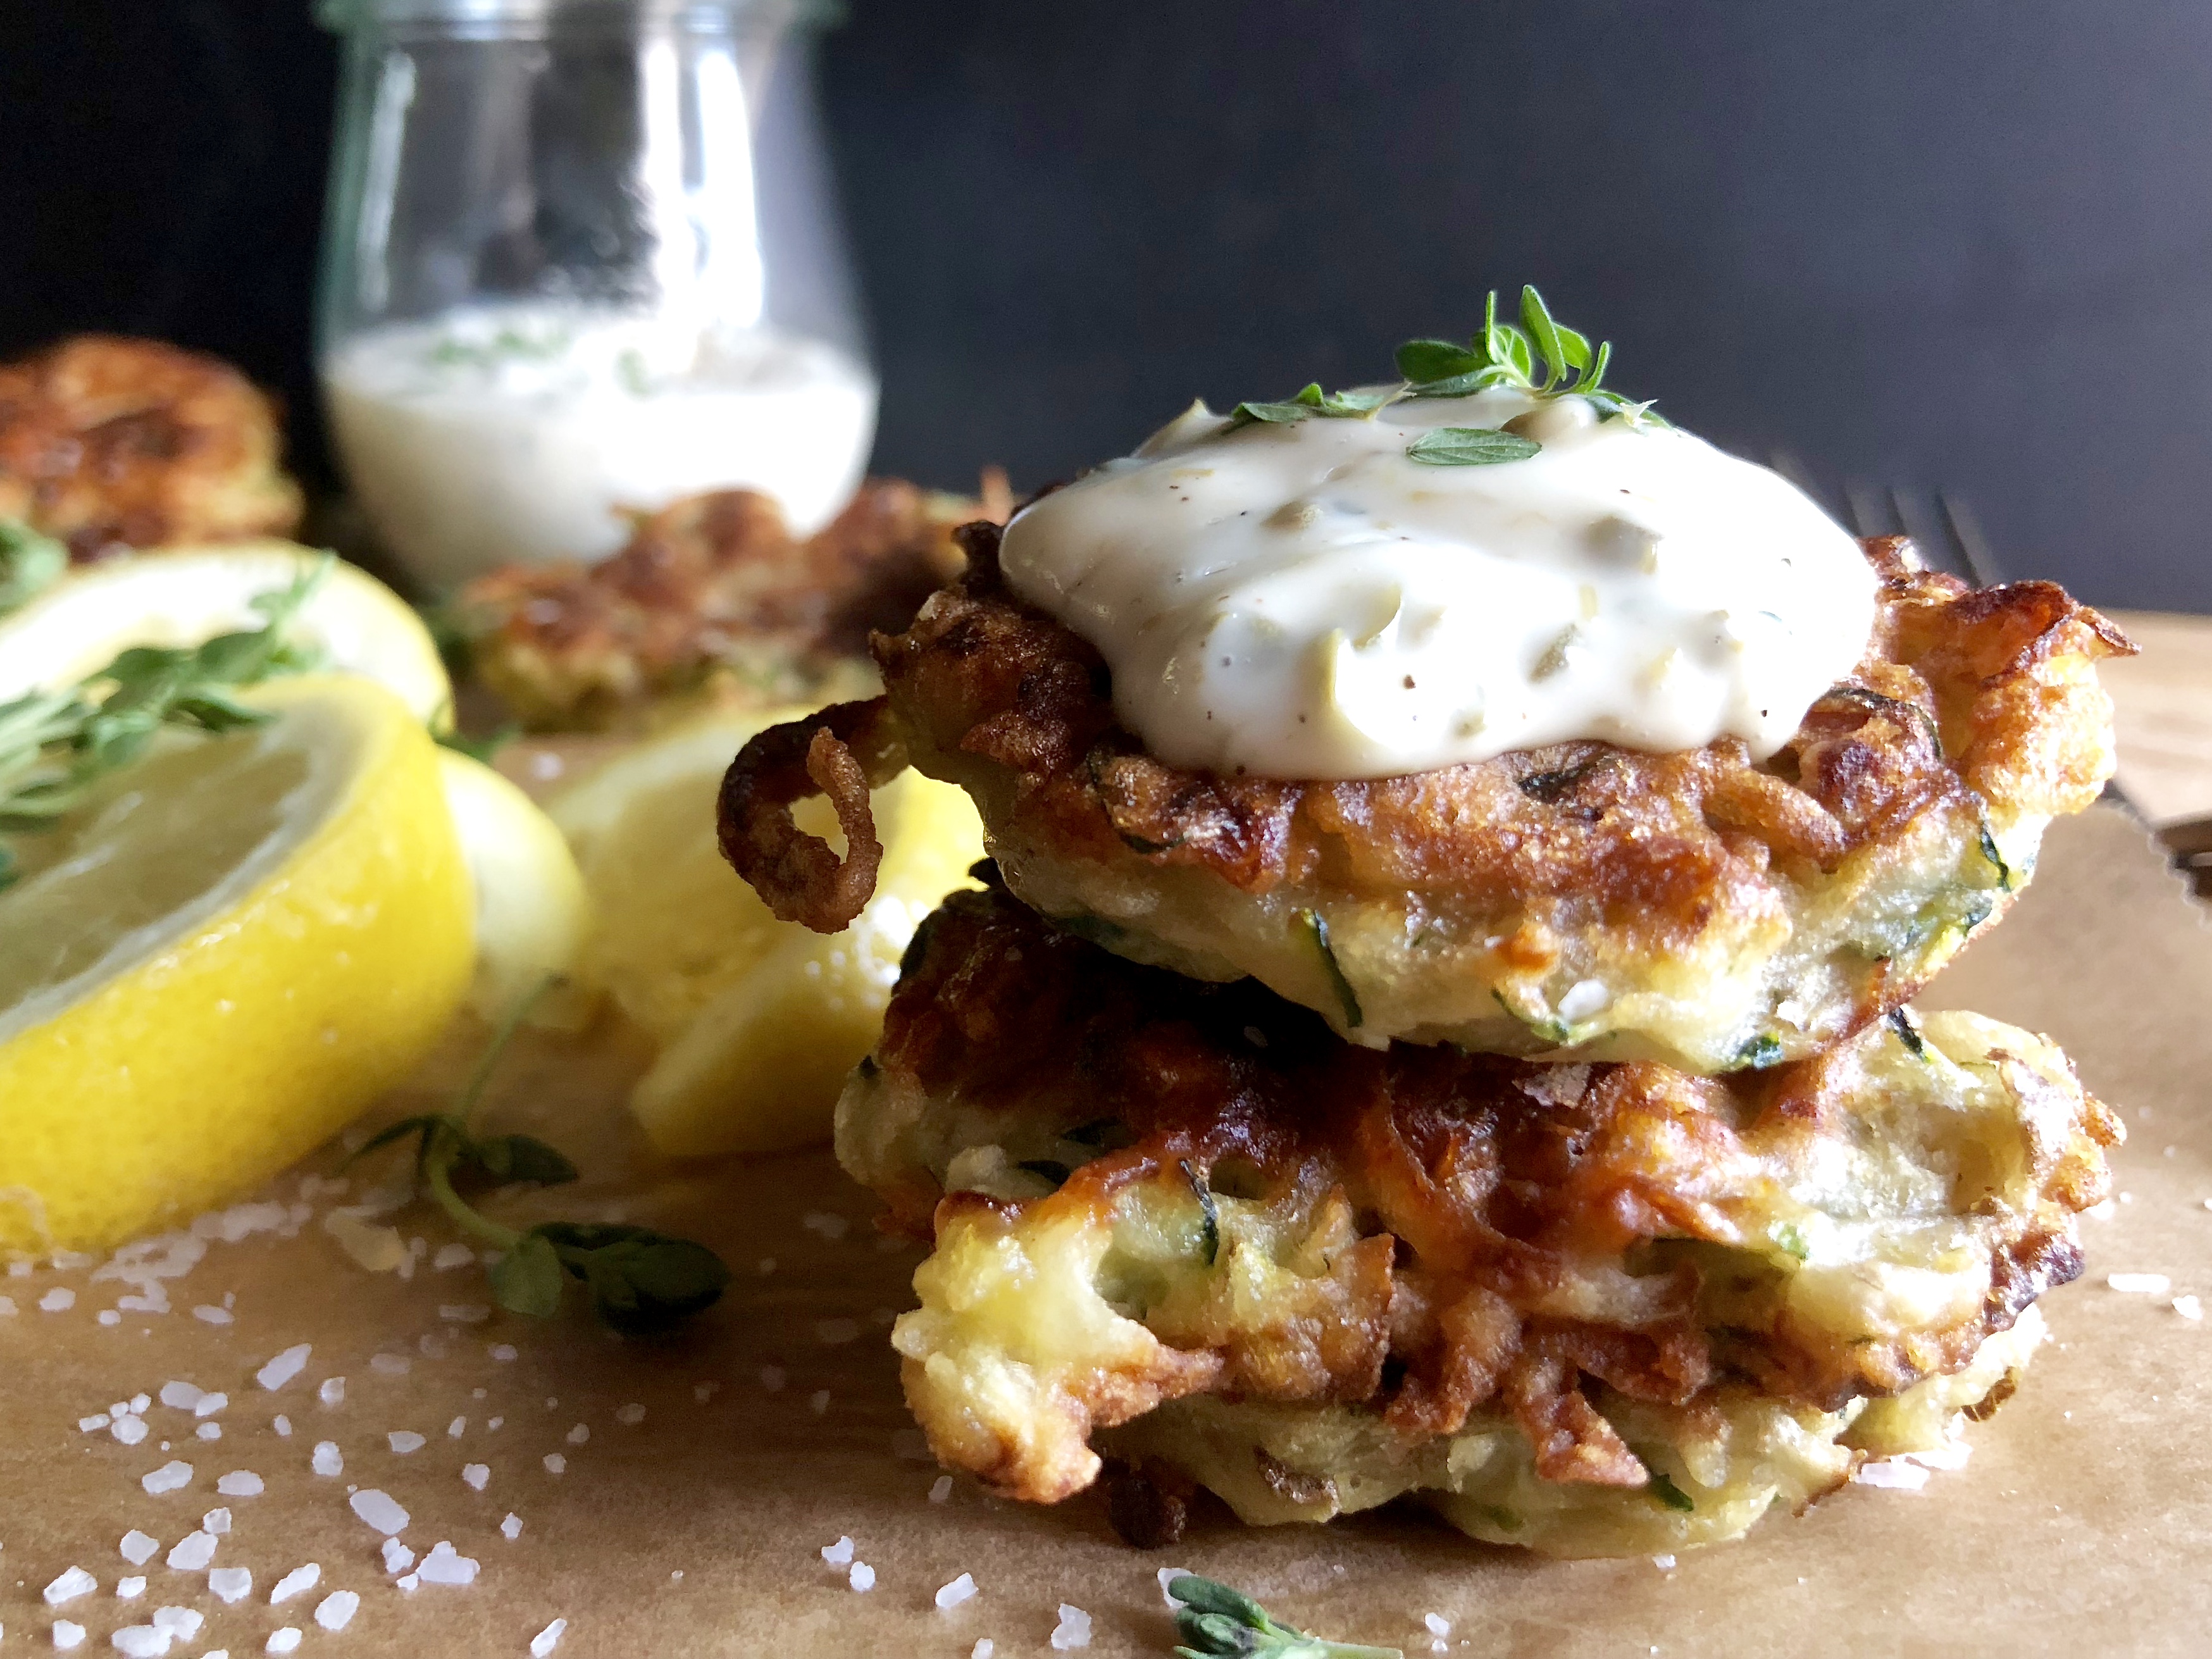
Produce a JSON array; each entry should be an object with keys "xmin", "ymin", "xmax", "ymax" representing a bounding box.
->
[
  {"xmin": 456, "ymin": 474, "xmax": 1009, "ymax": 730},
  {"xmin": 729, "ymin": 527, "xmax": 2130, "ymax": 1073},
  {"xmin": 0, "ymin": 336, "xmax": 302, "ymax": 560},
  {"xmin": 837, "ymin": 877, "xmax": 2118, "ymax": 1555}
]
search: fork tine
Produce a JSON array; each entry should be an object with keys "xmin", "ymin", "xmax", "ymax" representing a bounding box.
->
[
  {"xmin": 1767, "ymin": 450, "xmax": 1838, "ymax": 522},
  {"xmin": 1937, "ymin": 492, "xmax": 2006, "ymax": 588},
  {"xmin": 1841, "ymin": 482, "xmax": 1894, "ymax": 542},
  {"xmin": 1887, "ymin": 485, "xmax": 1969, "ymax": 581}
]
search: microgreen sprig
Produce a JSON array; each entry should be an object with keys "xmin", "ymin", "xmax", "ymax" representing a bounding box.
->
[
  {"xmin": 1219, "ymin": 287, "xmax": 1662, "ymax": 469},
  {"xmin": 349, "ymin": 983, "xmax": 732, "ymax": 1334},
  {"xmin": 0, "ymin": 557, "xmax": 330, "ymax": 891},
  {"xmin": 1166, "ymin": 1575, "xmax": 1403, "ymax": 1659}
]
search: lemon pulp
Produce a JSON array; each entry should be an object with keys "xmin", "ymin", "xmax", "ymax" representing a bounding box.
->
[{"xmin": 0, "ymin": 676, "xmax": 474, "ymax": 1256}]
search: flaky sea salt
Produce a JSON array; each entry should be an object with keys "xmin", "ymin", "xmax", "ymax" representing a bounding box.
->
[
  {"xmin": 149, "ymin": 1608, "xmax": 201, "ymax": 1640},
  {"xmin": 44, "ymin": 1567, "xmax": 96, "ymax": 1606},
  {"xmin": 1855, "ymin": 1460, "xmax": 1931, "ymax": 1491},
  {"xmin": 193, "ymin": 1306, "xmax": 233, "ymax": 1326},
  {"xmin": 929, "ymin": 1475, "xmax": 954, "ymax": 1504},
  {"xmin": 111, "ymin": 1415, "xmax": 148, "ymax": 1446},
  {"xmin": 809, "ymin": 1391, "xmax": 830, "ymax": 1415},
  {"xmin": 312, "ymin": 1442, "xmax": 343, "ymax": 1477},
  {"xmin": 255, "ymin": 1345, "xmax": 312, "ymax": 1391},
  {"xmin": 165, "ymin": 1532, "xmax": 216, "ymax": 1572},
  {"xmin": 2174, "ymin": 1294, "xmax": 2203, "ymax": 1320},
  {"xmin": 207, "ymin": 1569, "xmax": 252, "ymax": 1605},
  {"xmin": 971, "ymin": 1643, "xmax": 993, "ymax": 1659},
  {"xmin": 936, "ymin": 1573, "xmax": 978, "ymax": 1610},
  {"xmin": 120, "ymin": 1532, "xmax": 159, "ymax": 1566},
  {"xmin": 530, "ymin": 1619, "xmax": 568, "ymax": 1656},
  {"xmin": 462, "ymin": 1463, "xmax": 490, "ymax": 1490},
  {"xmin": 195, "ymin": 1424, "xmax": 222, "ymax": 1442},
  {"xmin": 616, "ymin": 1403, "xmax": 646, "ymax": 1426},
  {"xmin": 820, "ymin": 1537, "xmax": 855, "ymax": 1567},
  {"xmin": 216, "ymin": 1472, "xmax": 263, "ymax": 1496},
  {"xmin": 544, "ymin": 1453, "xmax": 566, "ymax": 1475},
  {"xmin": 318, "ymin": 1377, "xmax": 345, "ymax": 1407},
  {"xmin": 40, "ymin": 1288, "xmax": 75, "ymax": 1312},
  {"xmin": 801, "ymin": 1211, "xmax": 849, "ymax": 1240},
  {"xmin": 439, "ymin": 1305, "xmax": 490, "ymax": 1324},
  {"xmin": 348, "ymin": 1489, "xmax": 409, "ymax": 1536},
  {"xmin": 500, "ymin": 1514, "xmax": 523, "ymax": 1541},
  {"xmin": 140, "ymin": 1461, "xmax": 192, "ymax": 1495},
  {"xmin": 566, "ymin": 1424, "xmax": 589, "ymax": 1446},
  {"xmin": 449, "ymin": 1416, "xmax": 467, "ymax": 1438},
  {"xmin": 117, "ymin": 1577, "xmax": 147, "ymax": 1600},
  {"xmin": 1050, "ymin": 1605, "xmax": 1092, "ymax": 1650},
  {"xmin": 270, "ymin": 1565, "xmax": 320, "ymax": 1605},
  {"xmin": 109, "ymin": 1624, "xmax": 168, "ymax": 1658},
  {"xmin": 1426, "ymin": 1613, "xmax": 1452, "ymax": 1636},
  {"xmin": 314, "ymin": 1591, "xmax": 359, "ymax": 1632},
  {"xmin": 53, "ymin": 1621, "xmax": 87, "ymax": 1650},
  {"xmin": 389, "ymin": 1431, "xmax": 426, "ymax": 1455},
  {"xmin": 159, "ymin": 1382, "xmax": 204, "ymax": 1412},
  {"xmin": 80, "ymin": 1414, "xmax": 111, "ymax": 1433},
  {"xmin": 382, "ymin": 1540, "xmax": 415, "ymax": 1574},
  {"xmin": 489, "ymin": 1344, "xmax": 518, "ymax": 1363},
  {"xmin": 433, "ymin": 1243, "xmax": 475, "ymax": 1271},
  {"xmin": 193, "ymin": 1392, "xmax": 227, "ymax": 1419},
  {"xmin": 416, "ymin": 1541, "xmax": 479, "ymax": 1586},
  {"xmin": 369, "ymin": 1353, "xmax": 411, "ymax": 1377},
  {"xmin": 848, "ymin": 1562, "xmax": 875, "ymax": 1593},
  {"xmin": 272, "ymin": 1415, "xmax": 292, "ymax": 1437},
  {"xmin": 265, "ymin": 1628, "xmax": 301, "ymax": 1655},
  {"xmin": 2108, "ymin": 1272, "xmax": 2174, "ymax": 1295},
  {"xmin": 202, "ymin": 1509, "xmax": 232, "ymax": 1536}
]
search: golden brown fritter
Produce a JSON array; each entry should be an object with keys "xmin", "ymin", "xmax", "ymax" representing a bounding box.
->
[
  {"xmin": 456, "ymin": 473, "xmax": 1011, "ymax": 730},
  {"xmin": 0, "ymin": 335, "xmax": 302, "ymax": 559},
  {"xmin": 838, "ymin": 876, "xmax": 2118, "ymax": 1553},
  {"xmin": 724, "ymin": 527, "xmax": 2131, "ymax": 1072}
]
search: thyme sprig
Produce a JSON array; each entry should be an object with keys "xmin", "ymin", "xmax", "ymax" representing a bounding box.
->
[
  {"xmin": 1219, "ymin": 287, "xmax": 1662, "ymax": 468},
  {"xmin": 0, "ymin": 557, "xmax": 328, "ymax": 892},
  {"xmin": 0, "ymin": 520, "xmax": 66, "ymax": 615},
  {"xmin": 1166, "ymin": 1575, "xmax": 1402, "ymax": 1659},
  {"xmin": 349, "ymin": 984, "xmax": 731, "ymax": 1334}
]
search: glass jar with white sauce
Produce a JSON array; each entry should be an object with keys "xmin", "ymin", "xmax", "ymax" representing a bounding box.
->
[{"xmin": 314, "ymin": 0, "xmax": 873, "ymax": 590}]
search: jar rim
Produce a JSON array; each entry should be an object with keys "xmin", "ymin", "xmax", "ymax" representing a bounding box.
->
[{"xmin": 316, "ymin": 0, "xmax": 840, "ymax": 32}]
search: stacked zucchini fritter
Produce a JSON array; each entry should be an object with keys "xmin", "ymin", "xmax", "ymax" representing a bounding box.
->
[{"xmin": 720, "ymin": 525, "xmax": 2131, "ymax": 1556}]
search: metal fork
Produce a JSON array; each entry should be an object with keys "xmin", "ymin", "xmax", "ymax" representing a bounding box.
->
[
  {"xmin": 1768, "ymin": 453, "xmax": 2006, "ymax": 587},
  {"xmin": 1771, "ymin": 456, "xmax": 2201, "ymax": 878}
]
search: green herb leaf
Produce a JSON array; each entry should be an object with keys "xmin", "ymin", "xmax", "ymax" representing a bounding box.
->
[
  {"xmin": 436, "ymin": 724, "xmax": 521, "ymax": 766},
  {"xmin": 491, "ymin": 1232, "xmax": 566, "ymax": 1319},
  {"xmin": 473, "ymin": 1133, "xmax": 581, "ymax": 1187},
  {"xmin": 534, "ymin": 1221, "xmax": 733, "ymax": 1334},
  {"xmin": 0, "ymin": 521, "xmax": 66, "ymax": 616},
  {"xmin": 345, "ymin": 985, "xmax": 731, "ymax": 1333},
  {"xmin": 1734, "ymin": 1032, "xmax": 1786, "ymax": 1070},
  {"xmin": 1405, "ymin": 428, "xmax": 1543, "ymax": 467},
  {"xmin": 1646, "ymin": 1469, "xmax": 1698, "ymax": 1512},
  {"xmin": 1165, "ymin": 1575, "xmax": 1403, "ymax": 1659},
  {"xmin": 1296, "ymin": 908, "xmax": 1364, "ymax": 1029},
  {"xmin": 1394, "ymin": 339, "xmax": 1485, "ymax": 385},
  {"xmin": 1181, "ymin": 1160, "xmax": 1221, "ymax": 1267},
  {"xmin": 0, "ymin": 557, "xmax": 330, "ymax": 880}
]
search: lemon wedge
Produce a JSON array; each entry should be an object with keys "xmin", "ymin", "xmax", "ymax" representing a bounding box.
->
[
  {"xmin": 0, "ymin": 676, "xmax": 474, "ymax": 1256},
  {"xmin": 437, "ymin": 748, "xmax": 593, "ymax": 1028},
  {"xmin": 548, "ymin": 708, "xmax": 985, "ymax": 1157},
  {"xmin": 0, "ymin": 542, "xmax": 452, "ymax": 728}
]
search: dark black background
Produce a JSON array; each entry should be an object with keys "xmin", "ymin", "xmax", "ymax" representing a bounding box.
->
[{"xmin": 6, "ymin": 1, "xmax": 2210, "ymax": 607}]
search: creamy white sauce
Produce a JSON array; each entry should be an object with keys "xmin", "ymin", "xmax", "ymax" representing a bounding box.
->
[
  {"xmin": 323, "ymin": 303, "xmax": 877, "ymax": 588},
  {"xmin": 1000, "ymin": 387, "xmax": 1877, "ymax": 780}
]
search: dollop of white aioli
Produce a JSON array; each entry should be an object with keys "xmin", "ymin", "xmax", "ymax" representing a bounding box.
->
[{"xmin": 999, "ymin": 387, "xmax": 1879, "ymax": 780}]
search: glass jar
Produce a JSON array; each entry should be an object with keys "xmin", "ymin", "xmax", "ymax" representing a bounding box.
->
[{"xmin": 314, "ymin": 0, "xmax": 873, "ymax": 590}]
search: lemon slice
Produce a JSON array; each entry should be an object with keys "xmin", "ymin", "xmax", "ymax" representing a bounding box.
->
[
  {"xmin": 0, "ymin": 542, "xmax": 452, "ymax": 728},
  {"xmin": 437, "ymin": 749, "xmax": 593, "ymax": 1028},
  {"xmin": 0, "ymin": 676, "xmax": 474, "ymax": 1256},
  {"xmin": 625, "ymin": 764, "xmax": 986, "ymax": 1158},
  {"xmin": 549, "ymin": 707, "xmax": 815, "ymax": 1043}
]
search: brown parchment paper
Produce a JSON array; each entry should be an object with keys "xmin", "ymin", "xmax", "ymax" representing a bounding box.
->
[{"xmin": 3, "ymin": 804, "xmax": 2209, "ymax": 1659}]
